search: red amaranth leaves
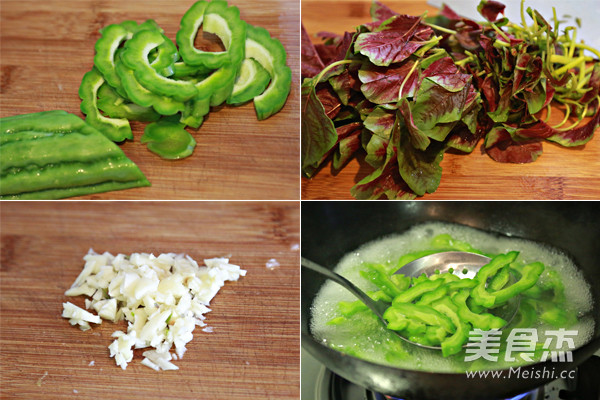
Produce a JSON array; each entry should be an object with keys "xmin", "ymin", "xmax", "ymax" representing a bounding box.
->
[
  {"xmin": 358, "ymin": 60, "xmax": 420, "ymax": 104},
  {"xmin": 485, "ymin": 127, "xmax": 543, "ymax": 163},
  {"xmin": 355, "ymin": 15, "xmax": 432, "ymax": 66},
  {"xmin": 477, "ymin": 0, "xmax": 506, "ymax": 22}
]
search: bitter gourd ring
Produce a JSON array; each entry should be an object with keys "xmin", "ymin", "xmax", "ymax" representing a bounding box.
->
[
  {"xmin": 176, "ymin": 0, "xmax": 246, "ymax": 70},
  {"xmin": 79, "ymin": 67, "xmax": 133, "ymax": 142},
  {"xmin": 235, "ymin": 24, "xmax": 291, "ymax": 120},
  {"xmin": 121, "ymin": 29, "xmax": 198, "ymax": 102},
  {"xmin": 94, "ymin": 20, "xmax": 163, "ymax": 99},
  {"xmin": 115, "ymin": 55, "xmax": 186, "ymax": 116},
  {"xmin": 227, "ymin": 58, "xmax": 271, "ymax": 105}
]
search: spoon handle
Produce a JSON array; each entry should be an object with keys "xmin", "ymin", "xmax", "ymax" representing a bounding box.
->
[{"xmin": 301, "ymin": 257, "xmax": 387, "ymax": 321}]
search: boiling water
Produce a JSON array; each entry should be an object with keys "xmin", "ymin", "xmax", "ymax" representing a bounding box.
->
[{"xmin": 310, "ymin": 222, "xmax": 596, "ymax": 372}]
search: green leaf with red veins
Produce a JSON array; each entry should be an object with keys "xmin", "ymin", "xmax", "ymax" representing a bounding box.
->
[
  {"xmin": 461, "ymin": 86, "xmax": 482, "ymax": 134},
  {"xmin": 512, "ymin": 52, "xmax": 542, "ymax": 96},
  {"xmin": 329, "ymin": 64, "xmax": 361, "ymax": 106},
  {"xmin": 351, "ymin": 121, "xmax": 415, "ymax": 199},
  {"xmin": 487, "ymin": 86, "xmax": 512, "ymax": 123},
  {"xmin": 426, "ymin": 74, "xmax": 470, "ymax": 92},
  {"xmin": 398, "ymin": 99, "xmax": 431, "ymax": 150},
  {"xmin": 547, "ymin": 108, "xmax": 600, "ymax": 147},
  {"xmin": 513, "ymin": 102, "xmax": 599, "ymax": 147},
  {"xmin": 447, "ymin": 124, "xmax": 483, "ymax": 153},
  {"xmin": 523, "ymin": 81, "xmax": 548, "ymax": 115},
  {"xmin": 396, "ymin": 119, "xmax": 446, "ymax": 196},
  {"xmin": 363, "ymin": 106, "xmax": 396, "ymax": 137},
  {"xmin": 359, "ymin": 60, "xmax": 420, "ymax": 104},
  {"xmin": 351, "ymin": 162, "xmax": 416, "ymax": 200},
  {"xmin": 301, "ymin": 81, "xmax": 339, "ymax": 177},
  {"xmin": 410, "ymin": 77, "xmax": 471, "ymax": 135},
  {"xmin": 364, "ymin": 132, "xmax": 389, "ymax": 168},
  {"xmin": 333, "ymin": 127, "xmax": 362, "ymax": 170},
  {"xmin": 484, "ymin": 126, "xmax": 543, "ymax": 163}
]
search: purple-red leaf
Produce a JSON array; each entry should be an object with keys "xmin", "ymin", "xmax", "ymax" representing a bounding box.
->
[
  {"xmin": 301, "ymin": 24, "xmax": 325, "ymax": 78},
  {"xmin": 423, "ymin": 57, "xmax": 459, "ymax": 76},
  {"xmin": 440, "ymin": 4, "xmax": 461, "ymax": 20},
  {"xmin": 355, "ymin": 16, "xmax": 427, "ymax": 66},
  {"xmin": 359, "ymin": 60, "xmax": 420, "ymax": 104},
  {"xmin": 377, "ymin": 14, "xmax": 433, "ymax": 40},
  {"xmin": 548, "ymin": 107, "xmax": 599, "ymax": 146},
  {"xmin": 355, "ymin": 31, "xmax": 424, "ymax": 66},
  {"xmin": 316, "ymin": 85, "xmax": 343, "ymax": 120},
  {"xmin": 370, "ymin": 1, "xmax": 398, "ymax": 23},
  {"xmin": 314, "ymin": 32, "xmax": 355, "ymax": 66},
  {"xmin": 477, "ymin": 0, "xmax": 506, "ymax": 22}
]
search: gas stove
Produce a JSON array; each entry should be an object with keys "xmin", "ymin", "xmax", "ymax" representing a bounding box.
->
[{"xmin": 301, "ymin": 348, "xmax": 600, "ymax": 400}]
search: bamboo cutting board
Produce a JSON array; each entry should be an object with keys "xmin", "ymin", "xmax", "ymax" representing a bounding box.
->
[
  {"xmin": 301, "ymin": 0, "xmax": 600, "ymax": 200},
  {"xmin": 0, "ymin": 0, "xmax": 299, "ymax": 200},
  {"xmin": 0, "ymin": 201, "xmax": 300, "ymax": 399}
]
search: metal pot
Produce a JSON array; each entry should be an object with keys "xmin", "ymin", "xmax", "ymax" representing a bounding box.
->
[{"xmin": 301, "ymin": 201, "xmax": 600, "ymax": 400}]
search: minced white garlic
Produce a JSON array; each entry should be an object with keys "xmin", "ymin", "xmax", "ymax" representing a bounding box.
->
[
  {"xmin": 63, "ymin": 250, "xmax": 246, "ymax": 371},
  {"xmin": 265, "ymin": 258, "xmax": 280, "ymax": 270},
  {"xmin": 62, "ymin": 302, "xmax": 102, "ymax": 331}
]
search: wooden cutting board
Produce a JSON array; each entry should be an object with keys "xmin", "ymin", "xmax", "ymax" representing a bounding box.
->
[
  {"xmin": 0, "ymin": 0, "xmax": 299, "ymax": 200},
  {"xmin": 0, "ymin": 201, "xmax": 300, "ymax": 399},
  {"xmin": 301, "ymin": 0, "xmax": 600, "ymax": 200}
]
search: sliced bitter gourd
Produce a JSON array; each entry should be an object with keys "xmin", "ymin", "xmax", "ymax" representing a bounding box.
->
[
  {"xmin": 141, "ymin": 120, "xmax": 196, "ymax": 160},
  {"xmin": 227, "ymin": 58, "xmax": 271, "ymax": 105},
  {"xmin": 228, "ymin": 23, "xmax": 291, "ymax": 120}
]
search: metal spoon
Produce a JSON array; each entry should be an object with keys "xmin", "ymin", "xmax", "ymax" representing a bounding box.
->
[{"xmin": 301, "ymin": 252, "xmax": 520, "ymax": 350}]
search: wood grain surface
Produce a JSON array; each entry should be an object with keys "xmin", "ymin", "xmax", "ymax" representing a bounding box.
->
[
  {"xmin": 301, "ymin": 0, "xmax": 600, "ymax": 200},
  {"xmin": 0, "ymin": 201, "xmax": 300, "ymax": 399},
  {"xmin": 0, "ymin": 0, "xmax": 299, "ymax": 200}
]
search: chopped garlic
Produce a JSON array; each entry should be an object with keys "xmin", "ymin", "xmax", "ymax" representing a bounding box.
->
[
  {"xmin": 63, "ymin": 250, "xmax": 246, "ymax": 371},
  {"xmin": 266, "ymin": 258, "xmax": 280, "ymax": 270},
  {"xmin": 62, "ymin": 302, "xmax": 102, "ymax": 328},
  {"xmin": 93, "ymin": 298, "xmax": 117, "ymax": 321},
  {"xmin": 108, "ymin": 331, "xmax": 136, "ymax": 370},
  {"xmin": 141, "ymin": 350, "xmax": 179, "ymax": 371}
]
